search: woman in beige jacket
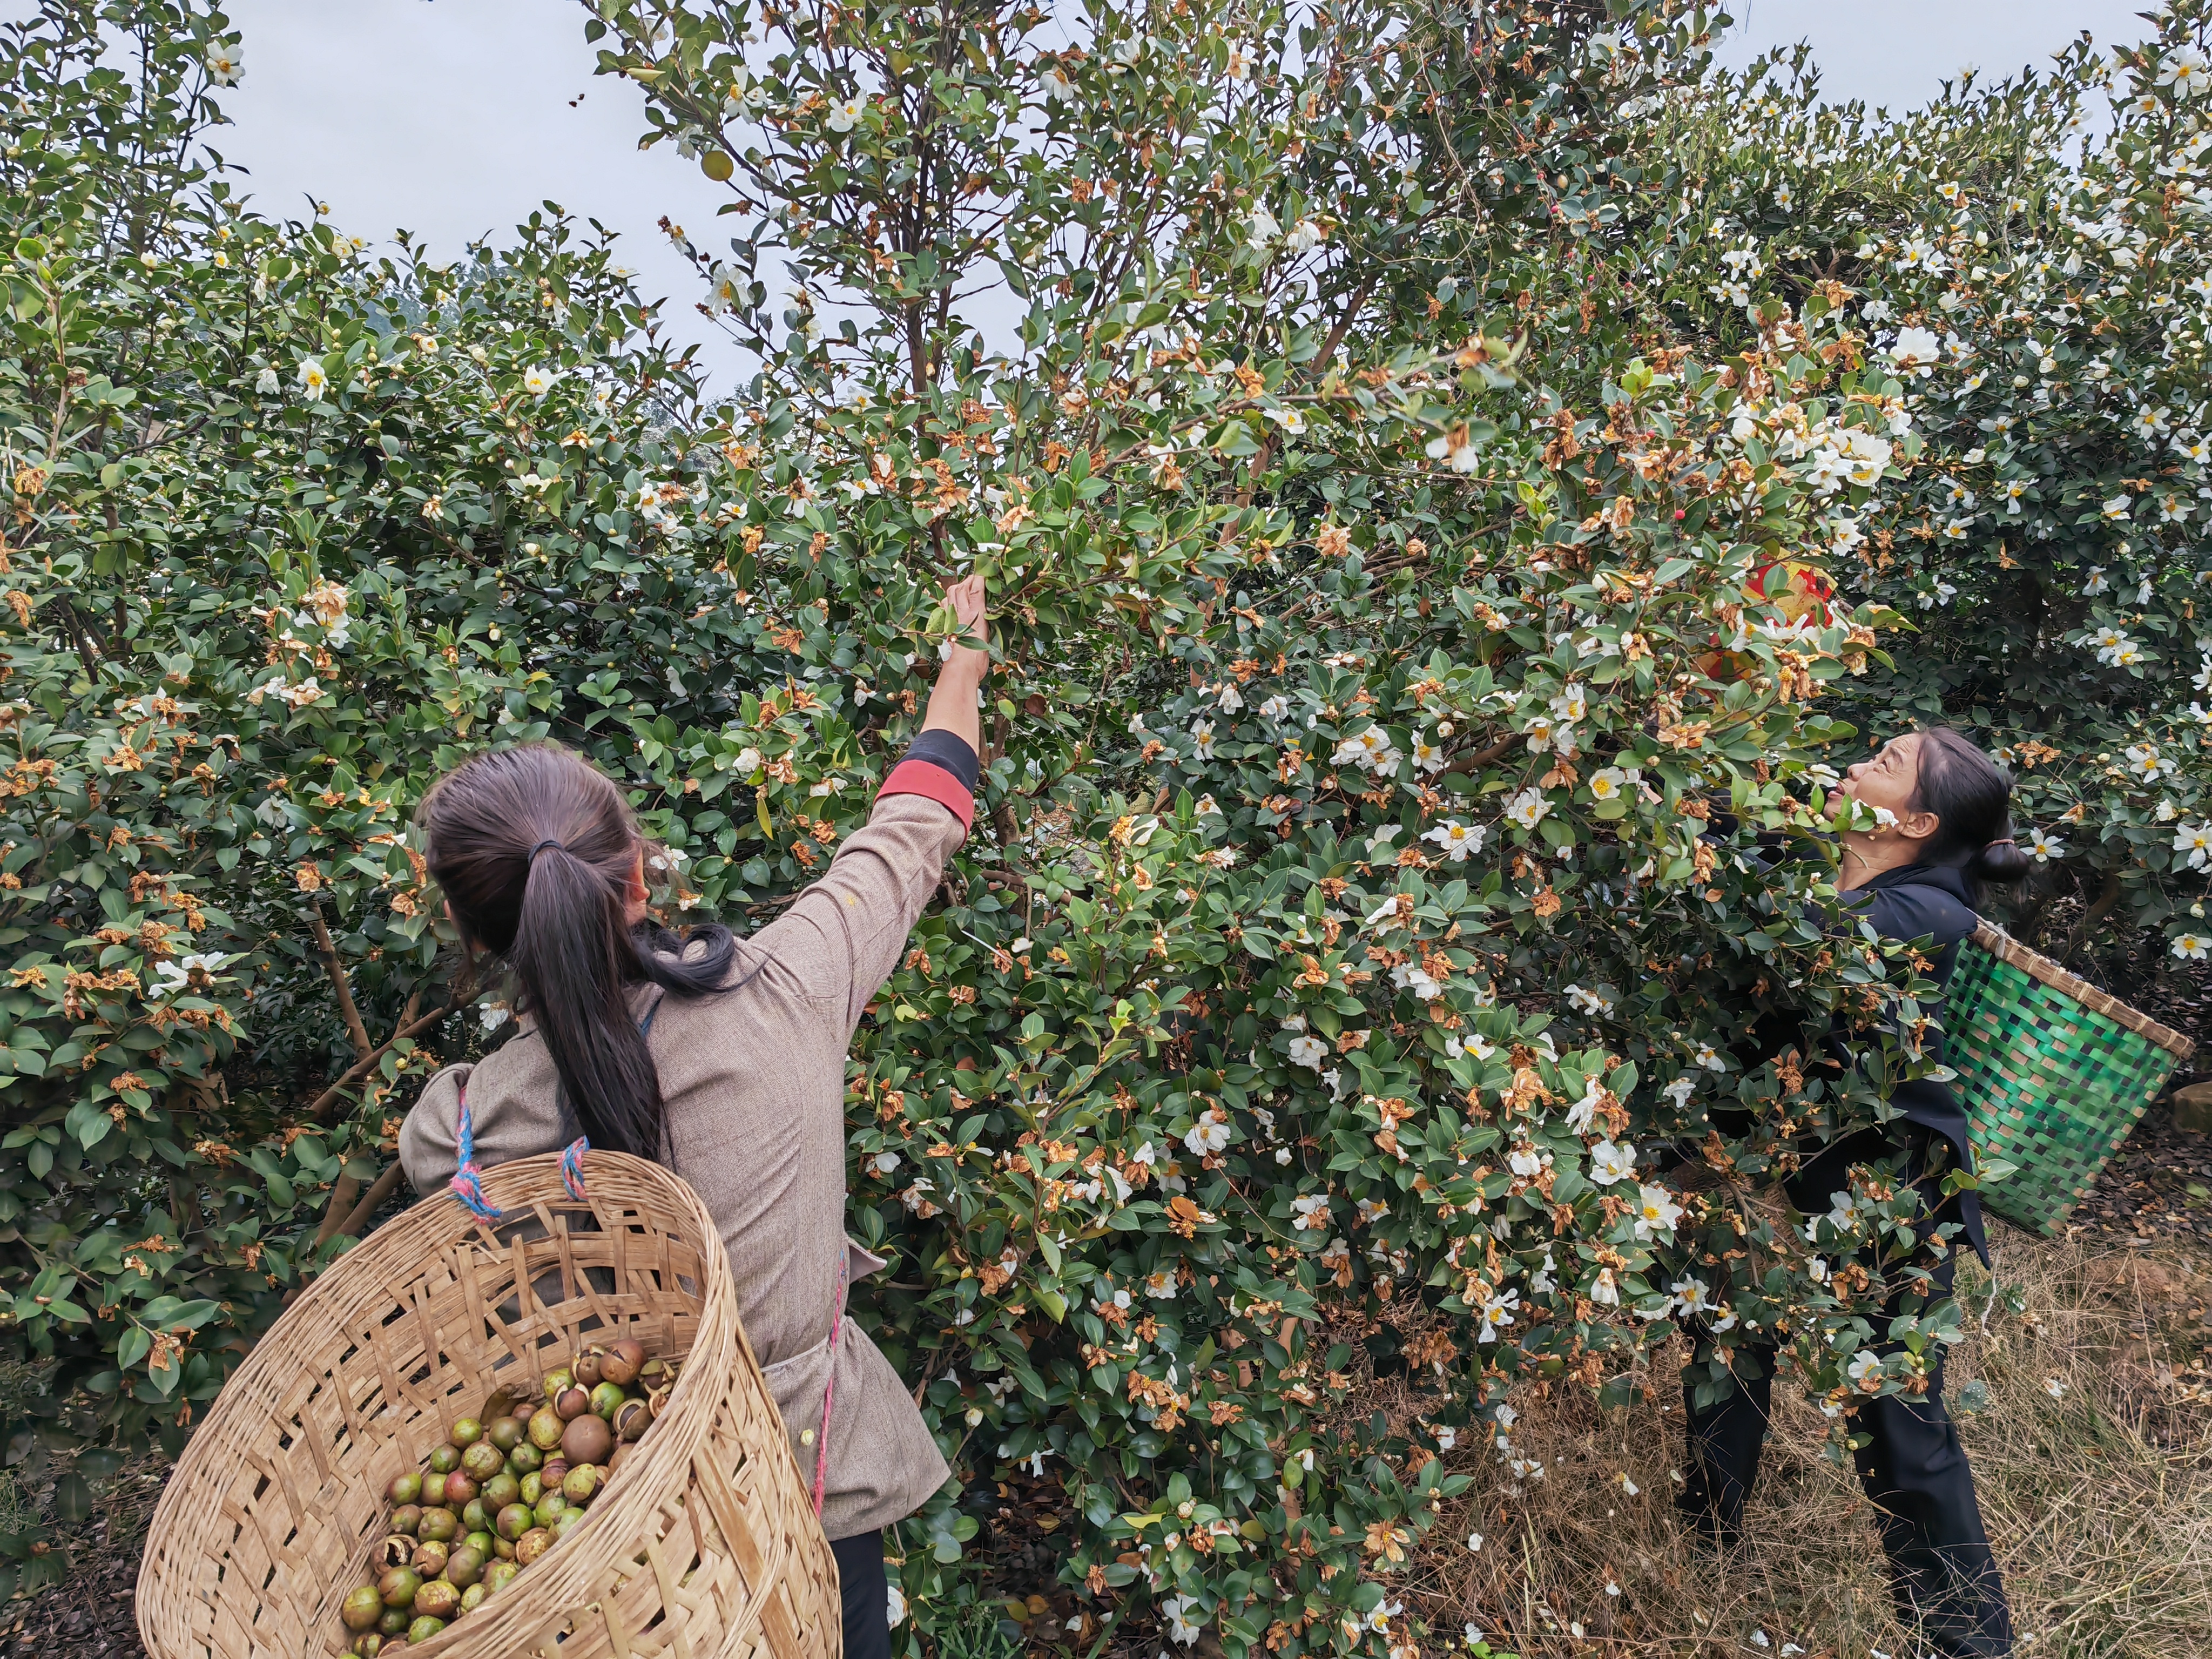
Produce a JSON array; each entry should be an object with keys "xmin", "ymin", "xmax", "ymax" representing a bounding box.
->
[{"xmin": 400, "ymin": 576, "xmax": 988, "ymax": 1659}]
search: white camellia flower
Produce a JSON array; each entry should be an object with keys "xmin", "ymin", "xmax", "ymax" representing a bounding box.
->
[
  {"xmin": 1189, "ymin": 718, "xmax": 1217, "ymax": 759},
  {"xmin": 253, "ymin": 365, "xmax": 280, "ymax": 395},
  {"xmin": 1223, "ymin": 38, "xmax": 1256, "ymax": 80},
  {"xmin": 1163, "ymin": 1596, "xmax": 1205, "ymax": 1645},
  {"xmin": 868, "ymin": 1151, "xmax": 901, "ymax": 1177},
  {"xmin": 1184, "ymin": 1115, "xmax": 1231, "ymax": 1156},
  {"xmin": 296, "ymin": 358, "xmax": 331, "ymax": 400},
  {"xmin": 1885, "ymin": 326, "xmax": 1943, "ymax": 375},
  {"xmin": 827, "ymin": 96, "xmax": 865, "ymax": 132},
  {"xmin": 1504, "ymin": 787, "xmax": 1552, "ymax": 830},
  {"xmin": 1286, "ymin": 1034, "xmax": 1328, "ymax": 1070},
  {"xmin": 1247, "ymin": 204, "xmax": 1282, "ymax": 250},
  {"xmin": 204, "ymin": 41, "xmax": 242, "ymax": 85},
  {"xmin": 1589, "ymin": 1267, "xmax": 1620, "ymax": 1306},
  {"xmin": 1144, "ymin": 1268, "xmax": 1179, "ymax": 1300},
  {"xmin": 1259, "ymin": 693, "xmax": 1290, "ymax": 720},
  {"xmin": 886, "ymin": 1584, "xmax": 907, "ymax": 1627},
  {"xmin": 2171, "ymin": 824, "xmax": 2210, "ymax": 869},
  {"xmin": 1421, "ymin": 820, "xmax": 1486, "ymax": 861},
  {"xmin": 522, "ymin": 365, "xmax": 557, "ymax": 396},
  {"xmin": 2159, "ymin": 46, "xmax": 2209, "ymax": 99},
  {"xmin": 1587, "ymin": 766, "xmax": 1633, "ymax": 802},
  {"xmin": 1633, "ymin": 1183, "xmax": 1684, "ymax": 1241},
  {"xmin": 1847, "ymin": 1350, "xmax": 1886, "ymax": 1390},
  {"xmin": 1290, "ymin": 1193, "xmax": 1331, "ymax": 1231},
  {"xmin": 1283, "ymin": 218, "xmax": 1325, "ymax": 255},
  {"xmin": 1589, "ymin": 1140, "xmax": 1636, "ymax": 1185},
  {"xmin": 1476, "ymin": 1288, "xmax": 1520, "ymax": 1341},
  {"xmin": 2175, "ymin": 933, "xmax": 2210, "ymax": 961},
  {"xmin": 1668, "ymin": 1275, "xmax": 1715, "ymax": 1316}
]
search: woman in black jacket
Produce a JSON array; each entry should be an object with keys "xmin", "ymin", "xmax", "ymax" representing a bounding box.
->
[{"xmin": 1677, "ymin": 727, "xmax": 2031, "ymax": 1659}]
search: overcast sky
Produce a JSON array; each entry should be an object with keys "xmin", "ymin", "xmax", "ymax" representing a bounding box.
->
[{"xmin": 131, "ymin": 1, "xmax": 2170, "ymax": 391}]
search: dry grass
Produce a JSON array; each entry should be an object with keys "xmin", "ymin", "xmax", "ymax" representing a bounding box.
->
[{"xmin": 1383, "ymin": 1232, "xmax": 2212, "ymax": 1658}]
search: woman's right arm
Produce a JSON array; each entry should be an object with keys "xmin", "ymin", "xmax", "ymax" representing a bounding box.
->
[{"xmin": 747, "ymin": 577, "xmax": 989, "ymax": 1032}]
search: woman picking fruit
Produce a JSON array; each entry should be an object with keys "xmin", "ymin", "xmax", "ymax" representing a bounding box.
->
[{"xmin": 400, "ymin": 575, "xmax": 992, "ymax": 1659}]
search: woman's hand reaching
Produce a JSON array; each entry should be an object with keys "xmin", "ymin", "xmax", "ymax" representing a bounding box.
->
[{"xmin": 921, "ymin": 574, "xmax": 990, "ymax": 753}]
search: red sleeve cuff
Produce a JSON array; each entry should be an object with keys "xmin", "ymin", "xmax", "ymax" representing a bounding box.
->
[{"xmin": 879, "ymin": 758, "xmax": 974, "ymax": 831}]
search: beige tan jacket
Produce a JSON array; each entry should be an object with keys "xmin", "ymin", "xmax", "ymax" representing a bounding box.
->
[{"xmin": 400, "ymin": 791, "xmax": 964, "ymax": 1540}]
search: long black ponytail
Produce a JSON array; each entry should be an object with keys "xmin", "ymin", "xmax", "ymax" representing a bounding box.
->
[{"xmin": 417, "ymin": 744, "xmax": 733, "ymax": 1160}]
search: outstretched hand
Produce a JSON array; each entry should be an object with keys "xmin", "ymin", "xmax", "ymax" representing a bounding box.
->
[{"xmin": 942, "ymin": 572, "xmax": 989, "ymax": 661}]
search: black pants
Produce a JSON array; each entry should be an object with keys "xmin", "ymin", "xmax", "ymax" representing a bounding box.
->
[
  {"xmin": 1677, "ymin": 1134, "xmax": 2013, "ymax": 1658},
  {"xmin": 833, "ymin": 1529, "xmax": 891, "ymax": 1659}
]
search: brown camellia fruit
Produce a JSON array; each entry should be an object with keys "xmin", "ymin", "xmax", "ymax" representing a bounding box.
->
[
  {"xmin": 461, "ymin": 1439, "xmax": 505, "ymax": 1482},
  {"xmin": 410, "ymin": 1540, "xmax": 449, "ymax": 1579},
  {"xmin": 611, "ymin": 1397, "xmax": 651, "ymax": 1442},
  {"xmin": 562, "ymin": 1411, "xmax": 613, "ymax": 1467},
  {"xmin": 388, "ymin": 1503, "xmax": 423, "ymax": 1537},
  {"xmin": 553, "ymin": 1385, "xmax": 591, "ymax": 1422},
  {"xmin": 539, "ymin": 1457, "xmax": 570, "ymax": 1488},
  {"xmin": 571, "ymin": 1349, "xmax": 603, "ymax": 1387},
  {"xmin": 443, "ymin": 1545, "xmax": 486, "ymax": 1589},
  {"xmin": 443, "ymin": 1471, "xmax": 479, "ymax": 1506},
  {"xmin": 352, "ymin": 1634, "xmax": 385, "ymax": 1658},
  {"xmin": 496, "ymin": 1502, "xmax": 534, "ymax": 1542},
  {"xmin": 413, "ymin": 1579, "xmax": 460, "ymax": 1622},
  {"xmin": 376, "ymin": 1535, "xmax": 413, "ymax": 1570},
  {"xmin": 482, "ymin": 1472, "xmax": 520, "ymax": 1512},
  {"xmin": 608, "ymin": 1442, "xmax": 635, "ymax": 1478},
  {"xmin": 514, "ymin": 1527, "xmax": 552, "ymax": 1567},
  {"xmin": 376, "ymin": 1566, "xmax": 422, "ymax": 1610},
  {"xmin": 342, "ymin": 1585, "xmax": 386, "ymax": 1631},
  {"xmin": 420, "ymin": 1472, "xmax": 448, "ymax": 1508},
  {"xmin": 528, "ymin": 1407, "xmax": 565, "ymax": 1450},
  {"xmin": 599, "ymin": 1337, "xmax": 645, "ymax": 1388},
  {"xmin": 487, "ymin": 1416, "xmax": 525, "ymax": 1455}
]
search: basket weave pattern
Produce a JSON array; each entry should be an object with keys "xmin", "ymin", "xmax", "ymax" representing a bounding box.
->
[
  {"xmin": 137, "ymin": 1150, "xmax": 841, "ymax": 1659},
  {"xmin": 1947, "ymin": 923, "xmax": 2195, "ymax": 1237}
]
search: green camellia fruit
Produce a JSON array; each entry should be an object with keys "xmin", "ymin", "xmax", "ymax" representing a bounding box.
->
[
  {"xmin": 409, "ymin": 1539, "xmax": 448, "ymax": 1576},
  {"xmin": 416, "ymin": 1508, "xmax": 458, "ymax": 1545},
  {"xmin": 484, "ymin": 1560, "xmax": 520, "ymax": 1594},
  {"xmin": 532, "ymin": 1492, "xmax": 568, "ymax": 1530},
  {"xmin": 481, "ymin": 1473, "xmax": 520, "ymax": 1512},
  {"xmin": 527, "ymin": 1408, "xmax": 565, "ymax": 1451},
  {"xmin": 589, "ymin": 1381, "xmax": 625, "ymax": 1421},
  {"xmin": 420, "ymin": 1472, "xmax": 448, "ymax": 1508},
  {"xmin": 388, "ymin": 1504, "xmax": 422, "ymax": 1537},
  {"xmin": 459, "ymin": 1582, "xmax": 489, "ymax": 1614},
  {"xmin": 444, "ymin": 1546, "xmax": 486, "ymax": 1589},
  {"xmin": 387, "ymin": 1473, "xmax": 422, "ymax": 1507},
  {"xmin": 342, "ymin": 1585, "xmax": 385, "ymax": 1631},
  {"xmin": 407, "ymin": 1615, "xmax": 447, "ymax": 1644},
  {"xmin": 562, "ymin": 1465, "xmax": 601, "ymax": 1505},
  {"xmin": 352, "ymin": 1634, "xmax": 385, "ymax": 1658},
  {"xmin": 508, "ymin": 1441, "xmax": 542, "ymax": 1476},
  {"xmin": 519, "ymin": 1473, "xmax": 543, "ymax": 1508},
  {"xmin": 542, "ymin": 1368, "xmax": 572, "ymax": 1400},
  {"xmin": 427, "ymin": 1445, "xmax": 461, "ymax": 1475},
  {"xmin": 449, "ymin": 1417, "xmax": 483, "ymax": 1448},
  {"xmin": 377, "ymin": 1607, "xmax": 409, "ymax": 1637},
  {"xmin": 550, "ymin": 1508, "xmax": 585, "ymax": 1540},
  {"xmin": 514, "ymin": 1527, "xmax": 552, "ymax": 1567},
  {"xmin": 463, "ymin": 1530, "xmax": 497, "ymax": 1560},
  {"xmin": 488, "ymin": 1417, "xmax": 524, "ymax": 1455},
  {"xmin": 461, "ymin": 1440, "xmax": 504, "ymax": 1482},
  {"xmin": 460, "ymin": 1499, "xmax": 489, "ymax": 1535},
  {"xmin": 376, "ymin": 1567, "xmax": 421, "ymax": 1610},
  {"xmin": 496, "ymin": 1502, "xmax": 534, "ymax": 1542},
  {"xmin": 700, "ymin": 149, "xmax": 734, "ymax": 180}
]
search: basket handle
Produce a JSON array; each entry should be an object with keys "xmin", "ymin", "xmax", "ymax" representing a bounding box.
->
[{"xmin": 449, "ymin": 1082, "xmax": 592, "ymax": 1223}]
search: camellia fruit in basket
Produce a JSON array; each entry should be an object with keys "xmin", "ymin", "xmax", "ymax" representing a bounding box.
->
[{"xmin": 331, "ymin": 1340, "xmax": 676, "ymax": 1656}]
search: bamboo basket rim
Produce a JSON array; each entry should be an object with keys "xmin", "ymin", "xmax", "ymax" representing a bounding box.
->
[
  {"xmin": 136, "ymin": 1148, "xmax": 827, "ymax": 1659},
  {"xmin": 1966, "ymin": 921, "xmax": 2196, "ymax": 1064}
]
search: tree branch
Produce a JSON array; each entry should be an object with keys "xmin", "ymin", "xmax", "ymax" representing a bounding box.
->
[
  {"xmin": 309, "ymin": 903, "xmax": 374, "ymax": 1062},
  {"xmin": 307, "ymin": 999, "xmax": 460, "ymax": 1123},
  {"xmin": 336, "ymin": 1162, "xmax": 407, "ymax": 1240}
]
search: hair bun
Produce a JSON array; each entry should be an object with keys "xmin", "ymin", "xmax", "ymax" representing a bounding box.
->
[{"xmin": 1975, "ymin": 835, "xmax": 2034, "ymax": 886}]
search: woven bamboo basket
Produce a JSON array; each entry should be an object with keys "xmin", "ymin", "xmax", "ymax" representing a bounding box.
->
[
  {"xmin": 137, "ymin": 1150, "xmax": 841, "ymax": 1659},
  {"xmin": 1947, "ymin": 922, "xmax": 2196, "ymax": 1237}
]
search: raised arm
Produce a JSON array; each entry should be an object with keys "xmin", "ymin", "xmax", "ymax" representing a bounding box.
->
[{"xmin": 748, "ymin": 576, "xmax": 989, "ymax": 1030}]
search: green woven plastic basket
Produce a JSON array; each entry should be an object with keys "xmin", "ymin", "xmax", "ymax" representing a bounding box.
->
[{"xmin": 1946, "ymin": 922, "xmax": 2195, "ymax": 1236}]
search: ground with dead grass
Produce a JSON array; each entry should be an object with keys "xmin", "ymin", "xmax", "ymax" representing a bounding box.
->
[{"xmin": 1385, "ymin": 1230, "xmax": 2212, "ymax": 1659}]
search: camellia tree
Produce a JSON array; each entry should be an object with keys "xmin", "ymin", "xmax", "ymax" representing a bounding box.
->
[
  {"xmin": 1588, "ymin": 1, "xmax": 2212, "ymax": 984},
  {"xmin": 1, "ymin": 0, "xmax": 2075, "ymax": 1653}
]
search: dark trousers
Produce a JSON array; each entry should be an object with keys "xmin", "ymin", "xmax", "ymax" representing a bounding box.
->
[
  {"xmin": 832, "ymin": 1529, "xmax": 891, "ymax": 1659},
  {"xmin": 1677, "ymin": 1135, "xmax": 2013, "ymax": 1658}
]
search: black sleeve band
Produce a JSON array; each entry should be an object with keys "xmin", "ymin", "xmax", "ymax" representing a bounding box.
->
[{"xmin": 903, "ymin": 729, "xmax": 980, "ymax": 792}]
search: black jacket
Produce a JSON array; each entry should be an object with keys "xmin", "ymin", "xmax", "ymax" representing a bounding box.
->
[{"xmin": 1837, "ymin": 861, "xmax": 1988, "ymax": 1264}]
